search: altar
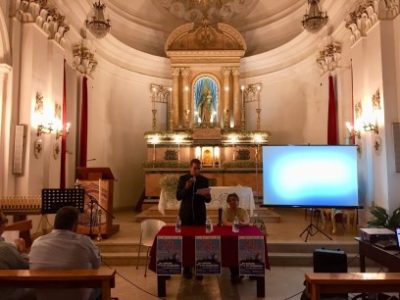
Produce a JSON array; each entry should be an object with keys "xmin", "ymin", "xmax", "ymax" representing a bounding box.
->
[
  {"xmin": 142, "ymin": 21, "xmax": 269, "ymax": 209},
  {"xmin": 158, "ymin": 186, "xmax": 255, "ymax": 216}
]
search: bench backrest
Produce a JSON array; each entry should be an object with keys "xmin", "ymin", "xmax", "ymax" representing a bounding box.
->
[{"xmin": 0, "ymin": 268, "xmax": 115, "ymax": 288}]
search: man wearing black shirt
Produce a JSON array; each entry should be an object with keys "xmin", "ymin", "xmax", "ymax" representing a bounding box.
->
[
  {"xmin": 176, "ymin": 159, "xmax": 210, "ymax": 226},
  {"xmin": 176, "ymin": 159, "xmax": 210, "ymax": 279}
]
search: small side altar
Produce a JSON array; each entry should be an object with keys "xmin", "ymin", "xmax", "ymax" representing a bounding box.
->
[{"xmin": 143, "ymin": 21, "xmax": 270, "ymax": 202}]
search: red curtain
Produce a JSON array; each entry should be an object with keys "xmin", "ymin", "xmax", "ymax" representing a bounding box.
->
[
  {"xmin": 79, "ymin": 76, "xmax": 88, "ymax": 167},
  {"xmin": 60, "ymin": 60, "xmax": 67, "ymax": 188},
  {"xmin": 327, "ymin": 75, "xmax": 338, "ymax": 145}
]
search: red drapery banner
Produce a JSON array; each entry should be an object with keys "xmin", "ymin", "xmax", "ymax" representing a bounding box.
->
[
  {"xmin": 327, "ymin": 75, "xmax": 338, "ymax": 145},
  {"xmin": 79, "ymin": 76, "xmax": 88, "ymax": 167},
  {"xmin": 60, "ymin": 60, "xmax": 67, "ymax": 188}
]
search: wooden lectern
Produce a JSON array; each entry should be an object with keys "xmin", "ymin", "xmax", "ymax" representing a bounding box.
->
[{"xmin": 76, "ymin": 167, "xmax": 119, "ymax": 238}]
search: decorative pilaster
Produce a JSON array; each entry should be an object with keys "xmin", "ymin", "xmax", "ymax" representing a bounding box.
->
[
  {"xmin": 181, "ymin": 68, "xmax": 191, "ymax": 128},
  {"xmin": 232, "ymin": 68, "xmax": 241, "ymax": 129},
  {"xmin": 171, "ymin": 68, "xmax": 180, "ymax": 129},
  {"xmin": 222, "ymin": 67, "xmax": 231, "ymax": 128}
]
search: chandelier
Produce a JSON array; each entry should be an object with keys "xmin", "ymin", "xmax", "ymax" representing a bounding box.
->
[
  {"xmin": 316, "ymin": 42, "xmax": 341, "ymax": 73},
  {"xmin": 302, "ymin": 0, "xmax": 328, "ymax": 33},
  {"xmin": 72, "ymin": 38, "xmax": 98, "ymax": 76},
  {"xmin": 85, "ymin": 0, "xmax": 111, "ymax": 39}
]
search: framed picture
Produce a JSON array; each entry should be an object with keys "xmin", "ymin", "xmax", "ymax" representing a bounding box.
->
[{"xmin": 201, "ymin": 146, "xmax": 214, "ymax": 167}]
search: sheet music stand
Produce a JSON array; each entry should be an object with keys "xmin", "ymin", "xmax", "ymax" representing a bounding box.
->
[{"xmin": 41, "ymin": 188, "xmax": 85, "ymax": 214}]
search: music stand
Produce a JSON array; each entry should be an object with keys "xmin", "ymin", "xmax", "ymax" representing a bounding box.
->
[{"xmin": 41, "ymin": 188, "xmax": 85, "ymax": 214}]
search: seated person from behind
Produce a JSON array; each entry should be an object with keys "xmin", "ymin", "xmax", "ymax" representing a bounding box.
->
[
  {"xmin": 29, "ymin": 206, "xmax": 101, "ymax": 300},
  {"xmin": 0, "ymin": 211, "xmax": 34, "ymax": 300},
  {"xmin": 223, "ymin": 193, "xmax": 250, "ymax": 227}
]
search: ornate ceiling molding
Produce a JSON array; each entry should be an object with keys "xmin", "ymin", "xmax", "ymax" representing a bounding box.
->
[
  {"xmin": 345, "ymin": 0, "xmax": 399, "ymax": 45},
  {"xmin": 15, "ymin": 0, "xmax": 69, "ymax": 46},
  {"xmin": 165, "ymin": 22, "xmax": 246, "ymax": 53}
]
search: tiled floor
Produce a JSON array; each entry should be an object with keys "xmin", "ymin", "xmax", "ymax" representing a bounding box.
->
[
  {"xmin": 109, "ymin": 265, "xmax": 310, "ymax": 300},
  {"xmin": 104, "ymin": 208, "xmax": 361, "ymax": 299}
]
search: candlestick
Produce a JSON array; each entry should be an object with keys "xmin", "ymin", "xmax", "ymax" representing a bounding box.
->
[{"xmin": 98, "ymin": 179, "xmax": 101, "ymax": 203}]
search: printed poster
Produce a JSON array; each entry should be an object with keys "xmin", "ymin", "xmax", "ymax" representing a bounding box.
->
[
  {"xmin": 156, "ymin": 236, "xmax": 182, "ymax": 275},
  {"xmin": 238, "ymin": 236, "xmax": 265, "ymax": 276},
  {"xmin": 195, "ymin": 236, "xmax": 221, "ymax": 276}
]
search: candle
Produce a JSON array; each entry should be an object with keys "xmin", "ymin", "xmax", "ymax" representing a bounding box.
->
[{"xmin": 98, "ymin": 179, "xmax": 101, "ymax": 203}]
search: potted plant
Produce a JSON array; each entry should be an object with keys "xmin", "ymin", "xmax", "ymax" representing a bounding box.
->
[{"xmin": 368, "ymin": 206, "xmax": 400, "ymax": 230}]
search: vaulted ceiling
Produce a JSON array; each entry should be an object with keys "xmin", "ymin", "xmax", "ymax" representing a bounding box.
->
[{"xmin": 64, "ymin": 0, "xmax": 317, "ymax": 57}]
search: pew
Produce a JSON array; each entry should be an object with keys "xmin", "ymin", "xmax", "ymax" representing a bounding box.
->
[
  {"xmin": 305, "ymin": 272, "xmax": 400, "ymax": 300},
  {"xmin": 0, "ymin": 268, "xmax": 116, "ymax": 300}
]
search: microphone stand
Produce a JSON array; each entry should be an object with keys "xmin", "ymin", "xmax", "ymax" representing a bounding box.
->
[{"xmin": 87, "ymin": 194, "xmax": 115, "ymax": 238}]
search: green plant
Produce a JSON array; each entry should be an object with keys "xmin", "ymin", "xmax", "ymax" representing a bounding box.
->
[
  {"xmin": 159, "ymin": 175, "xmax": 179, "ymax": 192},
  {"xmin": 368, "ymin": 206, "xmax": 400, "ymax": 230}
]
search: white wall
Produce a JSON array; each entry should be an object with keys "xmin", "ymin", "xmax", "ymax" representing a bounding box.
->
[
  {"xmin": 87, "ymin": 59, "xmax": 170, "ymax": 208},
  {"xmin": 242, "ymin": 56, "xmax": 330, "ymax": 145},
  {"xmin": 336, "ymin": 15, "xmax": 400, "ymax": 217}
]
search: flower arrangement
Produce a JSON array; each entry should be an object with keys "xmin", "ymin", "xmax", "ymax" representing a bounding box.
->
[{"xmin": 160, "ymin": 175, "xmax": 180, "ymax": 192}]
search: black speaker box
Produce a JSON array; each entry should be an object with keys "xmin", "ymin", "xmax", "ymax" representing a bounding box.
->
[
  {"xmin": 313, "ymin": 248, "xmax": 348, "ymax": 300},
  {"xmin": 313, "ymin": 248, "xmax": 347, "ymax": 273}
]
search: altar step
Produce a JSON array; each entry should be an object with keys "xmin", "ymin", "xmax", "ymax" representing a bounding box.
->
[
  {"xmin": 134, "ymin": 205, "xmax": 281, "ymax": 224},
  {"xmin": 98, "ymin": 240, "xmax": 360, "ymax": 267}
]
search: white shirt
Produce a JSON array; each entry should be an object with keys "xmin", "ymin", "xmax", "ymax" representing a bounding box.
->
[{"xmin": 29, "ymin": 229, "xmax": 101, "ymax": 300}]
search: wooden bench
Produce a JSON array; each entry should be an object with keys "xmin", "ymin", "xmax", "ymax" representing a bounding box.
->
[
  {"xmin": 305, "ymin": 272, "xmax": 400, "ymax": 300},
  {"xmin": 0, "ymin": 268, "xmax": 116, "ymax": 300}
]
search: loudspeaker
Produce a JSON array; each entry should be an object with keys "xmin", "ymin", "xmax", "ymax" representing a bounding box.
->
[
  {"xmin": 313, "ymin": 248, "xmax": 348, "ymax": 300},
  {"xmin": 313, "ymin": 248, "xmax": 347, "ymax": 272}
]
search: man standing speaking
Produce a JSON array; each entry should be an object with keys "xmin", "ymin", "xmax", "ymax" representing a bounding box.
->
[{"xmin": 176, "ymin": 158, "xmax": 210, "ymax": 226}]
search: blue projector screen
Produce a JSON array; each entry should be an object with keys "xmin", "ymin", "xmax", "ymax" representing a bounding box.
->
[{"xmin": 263, "ymin": 145, "xmax": 359, "ymax": 208}]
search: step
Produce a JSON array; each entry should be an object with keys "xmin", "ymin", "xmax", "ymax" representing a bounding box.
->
[
  {"xmin": 267, "ymin": 241, "xmax": 358, "ymax": 254},
  {"xmin": 97, "ymin": 242, "xmax": 140, "ymax": 253},
  {"xmin": 101, "ymin": 252, "xmax": 148, "ymax": 266}
]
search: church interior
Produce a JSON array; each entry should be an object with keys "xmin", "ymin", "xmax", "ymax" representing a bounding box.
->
[{"xmin": 1, "ymin": 0, "xmax": 400, "ymax": 299}]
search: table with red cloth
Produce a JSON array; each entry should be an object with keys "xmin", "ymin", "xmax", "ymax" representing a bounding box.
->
[{"xmin": 149, "ymin": 225, "xmax": 270, "ymax": 297}]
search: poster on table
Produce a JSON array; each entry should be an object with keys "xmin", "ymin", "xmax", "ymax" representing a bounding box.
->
[
  {"xmin": 195, "ymin": 236, "xmax": 221, "ymax": 276},
  {"xmin": 238, "ymin": 236, "xmax": 265, "ymax": 276},
  {"xmin": 156, "ymin": 236, "xmax": 182, "ymax": 275}
]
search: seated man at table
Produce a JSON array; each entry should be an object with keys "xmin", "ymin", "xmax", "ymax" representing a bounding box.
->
[
  {"xmin": 223, "ymin": 193, "xmax": 250, "ymax": 284},
  {"xmin": 222, "ymin": 193, "xmax": 250, "ymax": 227},
  {"xmin": 0, "ymin": 211, "xmax": 35, "ymax": 300},
  {"xmin": 29, "ymin": 206, "xmax": 101, "ymax": 300}
]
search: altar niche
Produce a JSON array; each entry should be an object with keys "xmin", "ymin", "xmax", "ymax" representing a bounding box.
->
[{"xmin": 193, "ymin": 76, "xmax": 219, "ymax": 127}]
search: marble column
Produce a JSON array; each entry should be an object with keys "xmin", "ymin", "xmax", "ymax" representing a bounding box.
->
[
  {"xmin": 232, "ymin": 68, "xmax": 241, "ymax": 129},
  {"xmin": 222, "ymin": 67, "xmax": 231, "ymax": 129},
  {"xmin": 171, "ymin": 68, "xmax": 180, "ymax": 130},
  {"xmin": 0, "ymin": 64, "xmax": 12, "ymax": 196},
  {"xmin": 181, "ymin": 68, "xmax": 190, "ymax": 129}
]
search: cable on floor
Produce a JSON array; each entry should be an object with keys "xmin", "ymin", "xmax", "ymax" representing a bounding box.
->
[{"xmin": 101, "ymin": 259, "xmax": 165, "ymax": 300}]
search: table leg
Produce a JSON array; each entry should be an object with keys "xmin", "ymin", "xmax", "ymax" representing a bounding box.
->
[
  {"xmin": 256, "ymin": 276, "xmax": 265, "ymax": 298},
  {"xmin": 157, "ymin": 276, "xmax": 167, "ymax": 297},
  {"xmin": 360, "ymin": 253, "xmax": 366, "ymax": 272},
  {"xmin": 310, "ymin": 284, "xmax": 319, "ymax": 300},
  {"xmin": 101, "ymin": 281, "xmax": 111, "ymax": 300}
]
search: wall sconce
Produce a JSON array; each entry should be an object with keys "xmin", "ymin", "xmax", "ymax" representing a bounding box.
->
[
  {"xmin": 363, "ymin": 90, "xmax": 381, "ymax": 134},
  {"xmin": 55, "ymin": 122, "xmax": 71, "ymax": 140},
  {"xmin": 33, "ymin": 138, "xmax": 43, "ymax": 158},
  {"xmin": 345, "ymin": 122, "xmax": 361, "ymax": 140},
  {"xmin": 32, "ymin": 93, "xmax": 54, "ymax": 137}
]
